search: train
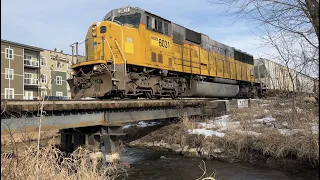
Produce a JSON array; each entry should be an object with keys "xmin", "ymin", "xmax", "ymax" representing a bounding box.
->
[
  {"xmin": 67, "ymin": 6, "xmax": 267, "ymax": 100},
  {"xmin": 254, "ymin": 58, "xmax": 318, "ymax": 96}
]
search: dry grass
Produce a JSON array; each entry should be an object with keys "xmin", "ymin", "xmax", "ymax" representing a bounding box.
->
[
  {"xmin": 136, "ymin": 97, "xmax": 319, "ymax": 166},
  {"xmin": 1, "ymin": 139, "xmax": 119, "ymax": 180},
  {"xmin": 216, "ymin": 98, "xmax": 318, "ymax": 164},
  {"xmin": 1, "ymin": 130, "xmax": 59, "ymax": 146}
]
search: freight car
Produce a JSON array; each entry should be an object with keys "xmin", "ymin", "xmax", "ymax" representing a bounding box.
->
[
  {"xmin": 67, "ymin": 6, "xmax": 266, "ymax": 100},
  {"xmin": 254, "ymin": 58, "xmax": 316, "ymax": 96}
]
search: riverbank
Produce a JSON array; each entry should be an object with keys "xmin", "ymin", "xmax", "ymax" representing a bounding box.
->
[{"xmin": 125, "ymin": 97, "xmax": 319, "ymax": 173}]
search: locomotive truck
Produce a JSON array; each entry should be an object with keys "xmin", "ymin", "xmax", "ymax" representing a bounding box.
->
[{"xmin": 67, "ymin": 6, "xmax": 266, "ymax": 100}]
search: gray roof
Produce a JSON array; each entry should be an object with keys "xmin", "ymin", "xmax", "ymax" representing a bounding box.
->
[{"xmin": 1, "ymin": 39, "xmax": 45, "ymax": 52}]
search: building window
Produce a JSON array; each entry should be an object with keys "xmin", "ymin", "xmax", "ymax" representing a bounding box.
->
[
  {"xmin": 5, "ymin": 68, "xmax": 14, "ymax": 79},
  {"xmin": 41, "ymin": 91, "xmax": 47, "ymax": 97},
  {"xmin": 5, "ymin": 88, "xmax": 14, "ymax": 99},
  {"xmin": 56, "ymin": 91, "xmax": 63, "ymax": 97},
  {"xmin": 5, "ymin": 48, "xmax": 14, "ymax": 59},
  {"xmin": 56, "ymin": 61, "xmax": 62, "ymax": 69},
  {"xmin": 24, "ymin": 73, "xmax": 31, "ymax": 78},
  {"xmin": 24, "ymin": 54, "xmax": 32, "ymax": 61},
  {"xmin": 41, "ymin": 74, "xmax": 47, "ymax": 83},
  {"xmin": 41, "ymin": 57, "xmax": 47, "ymax": 66},
  {"xmin": 56, "ymin": 76, "xmax": 62, "ymax": 85}
]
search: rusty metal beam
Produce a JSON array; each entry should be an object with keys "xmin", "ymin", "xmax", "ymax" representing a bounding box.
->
[
  {"xmin": 1, "ymin": 100, "xmax": 229, "ymax": 135},
  {"xmin": 1, "ymin": 99, "xmax": 210, "ymax": 112},
  {"xmin": 1, "ymin": 106, "xmax": 208, "ymax": 135}
]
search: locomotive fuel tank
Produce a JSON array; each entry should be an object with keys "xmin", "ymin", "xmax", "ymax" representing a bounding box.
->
[{"xmin": 184, "ymin": 80, "xmax": 239, "ymax": 98}]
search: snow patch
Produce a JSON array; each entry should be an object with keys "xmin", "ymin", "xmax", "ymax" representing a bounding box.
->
[
  {"xmin": 188, "ymin": 129, "xmax": 225, "ymax": 137},
  {"xmin": 123, "ymin": 121, "xmax": 159, "ymax": 129},
  {"xmin": 197, "ymin": 115, "xmax": 239, "ymax": 131},
  {"xmin": 311, "ymin": 124, "xmax": 319, "ymax": 134},
  {"xmin": 254, "ymin": 116, "xmax": 276, "ymax": 123}
]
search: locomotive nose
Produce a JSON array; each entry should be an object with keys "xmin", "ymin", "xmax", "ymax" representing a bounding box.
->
[{"xmin": 68, "ymin": 73, "xmax": 113, "ymax": 100}]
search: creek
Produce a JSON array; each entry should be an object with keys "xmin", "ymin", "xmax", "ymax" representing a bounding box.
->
[{"xmin": 116, "ymin": 147, "xmax": 318, "ymax": 180}]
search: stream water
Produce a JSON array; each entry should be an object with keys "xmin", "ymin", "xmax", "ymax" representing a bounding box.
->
[{"xmin": 116, "ymin": 147, "xmax": 318, "ymax": 180}]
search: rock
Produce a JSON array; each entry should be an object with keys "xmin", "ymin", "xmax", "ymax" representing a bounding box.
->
[
  {"xmin": 303, "ymin": 97, "xmax": 317, "ymax": 103},
  {"xmin": 154, "ymin": 141, "xmax": 161, "ymax": 147},
  {"xmin": 200, "ymin": 150, "xmax": 210, "ymax": 157},
  {"xmin": 182, "ymin": 145, "xmax": 189, "ymax": 151},
  {"xmin": 184, "ymin": 148, "xmax": 200, "ymax": 157},
  {"xmin": 160, "ymin": 142, "xmax": 168, "ymax": 148},
  {"xmin": 146, "ymin": 142, "xmax": 153, "ymax": 147},
  {"xmin": 160, "ymin": 156, "xmax": 167, "ymax": 159},
  {"xmin": 212, "ymin": 148, "xmax": 224, "ymax": 154},
  {"xmin": 171, "ymin": 144, "xmax": 183, "ymax": 153}
]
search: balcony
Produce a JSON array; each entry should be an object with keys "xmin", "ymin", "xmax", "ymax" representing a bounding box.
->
[
  {"xmin": 24, "ymin": 59, "xmax": 39, "ymax": 68},
  {"xmin": 24, "ymin": 78, "xmax": 40, "ymax": 86}
]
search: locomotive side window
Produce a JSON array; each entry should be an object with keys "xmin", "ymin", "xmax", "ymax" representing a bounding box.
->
[
  {"xmin": 100, "ymin": 26, "xmax": 106, "ymax": 33},
  {"xmin": 146, "ymin": 16, "xmax": 152, "ymax": 29},
  {"xmin": 146, "ymin": 14, "xmax": 171, "ymax": 37},
  {"xmin": 151, "ymin": 52, "xmax": 156, "ymax": 62},
  {"xmin": 158, "ymin": 54, "xmax": 163, "ymax": 63},
  {"xmin": 164, "ymin": 23, "xmax": 169, "ymax": 36},
  {"xmin": 154, "ymin": 19, "xmax": 163, "ymax": 33}
]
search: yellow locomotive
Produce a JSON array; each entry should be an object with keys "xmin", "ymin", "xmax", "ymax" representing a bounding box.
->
[{"xmin": 68, "ymin": 6, "xmax": 265, "ymax": 99}]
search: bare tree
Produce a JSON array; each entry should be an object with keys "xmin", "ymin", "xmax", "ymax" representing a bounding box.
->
[
  {"xmin": 211, "ymin": 0, "xmax": 319, "ymax": 99},
  {"xmin": 211, "ymin": 0, "xmax": 319, "ymax": 72}
]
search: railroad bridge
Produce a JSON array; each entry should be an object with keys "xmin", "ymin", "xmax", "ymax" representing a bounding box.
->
[{"xmin": 1, "ymin": 99, "xmax": 249, "ymax": 162}]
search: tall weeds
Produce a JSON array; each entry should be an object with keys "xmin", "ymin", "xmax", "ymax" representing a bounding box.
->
[{"xmin": 1, "ymin": 140, "xmax": 118, "ymax": 180}]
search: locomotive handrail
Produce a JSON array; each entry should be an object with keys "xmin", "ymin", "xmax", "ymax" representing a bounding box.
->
[
  {"xmin": 104, "ymin": 37, "xmax": 116, "ymax": 74},
  {"xmin": 114, "ymin": 39, "xmax": 127, "ymax": 77}
]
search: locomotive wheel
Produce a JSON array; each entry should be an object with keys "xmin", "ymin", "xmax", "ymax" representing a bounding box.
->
[
  {"xmin": 144, "ymin": 91, "xmax": 154, "ymax": 99},
  {"xmin": 170, "ymin": 92, "xmax": 177, "ymax": 99}
]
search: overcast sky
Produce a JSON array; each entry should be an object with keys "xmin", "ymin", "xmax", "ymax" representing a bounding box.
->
[{"xmin": 2, "ymin": 0, "xmax": 271, "ymax": 58}]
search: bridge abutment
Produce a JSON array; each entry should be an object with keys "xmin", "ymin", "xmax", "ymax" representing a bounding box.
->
[{"xmin": 59, "ymin": 125, "xmax": 124, "ymax": 163}]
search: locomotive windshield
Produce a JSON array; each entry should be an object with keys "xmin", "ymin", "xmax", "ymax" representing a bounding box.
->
[{"xmin": 113, "ymin": 13, "xmax": 141, "ymax": 27}]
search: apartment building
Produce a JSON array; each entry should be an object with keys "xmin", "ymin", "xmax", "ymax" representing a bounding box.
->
[
  {"xmin": 1, "ymin": 39, "xmax": 44, "ymax": 100},
  {"xmin": 1, "ymin": 39, "xmax": 76, "ymax": 100},
  {"xmin": 40, "ymin": 49, "xmax": 73, "ymax": 99}
]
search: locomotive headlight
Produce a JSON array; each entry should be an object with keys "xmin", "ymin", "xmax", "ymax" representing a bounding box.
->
[
  {"xmin": 93, "ymin": 65, "xmax": 100, "ymax": 71},
  {"xmin": 92, "ymin": 25, "xmax": 96, "ymax": 31},
  {"xmin": 92, "ymin": 31, "xmax": 97, "ymax": 37}
]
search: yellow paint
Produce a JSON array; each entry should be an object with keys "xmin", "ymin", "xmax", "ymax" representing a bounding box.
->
[
  {"xmin": 125, "ymin": 42, "xmax": 134, "ymax": 54},
  {"xmin": 72, "ymin": 21, "xmax": 255, "ymax": 83}
]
